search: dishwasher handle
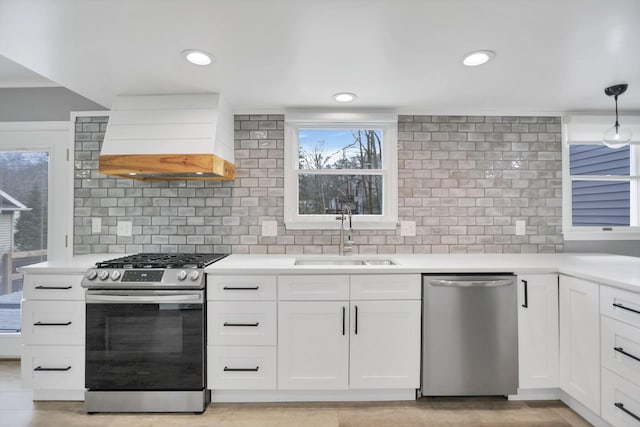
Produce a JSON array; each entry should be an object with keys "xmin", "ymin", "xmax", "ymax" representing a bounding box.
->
[{"xmin": 428, "ymin": 279, "xmax": 513, "ymax": 288}]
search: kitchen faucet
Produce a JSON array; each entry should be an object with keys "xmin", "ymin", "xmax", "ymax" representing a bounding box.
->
[{"xmin": 336, "ymin": 207, "xmax": 354, "ymax": 255}]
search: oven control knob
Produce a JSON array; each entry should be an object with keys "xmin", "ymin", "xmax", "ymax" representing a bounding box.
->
[
  {"xmin": 111, "ymin": 271, "xmax": 121, "ymax": 281},
  {"xmin": 98, "ymin": 271, "xmax": 110, "ymax": 281},
  {"xmin": 177, "ymin": 270, "xmax": 187, "ymax": 281},
  {"xmin": 188, "ymin": 271, "xmax": 200, "ymax": 281},
  {"xmin": 86, "ymin": 270, "xmax": 98, "ymax": 280}
]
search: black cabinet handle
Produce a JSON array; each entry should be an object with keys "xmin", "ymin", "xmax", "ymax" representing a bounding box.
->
[
  {"xmin": 33, "ymin": 321, "xmax": 72, "ymax": 326},
  {"xmin": 615, "ymin": 403, "xmax": 640, "ymax": 422},
  {"xmin": 223, "ymin": 322, "xmax": 259, "ymax": 327},
  {"xmin": 35, "ymin": 285, "xmax": 72, "ymax": 290},
  {"xmin": 223, "ymin": 286, "xmax": 259, "ymax": 290},
  {"xmin": 34, "ymin": 366, "xmax": 71, "ymax": 372},
  {"xmin": 342, "ymin": 306, "xmax": 346, "ymax": 336},
  {"xmin": 224, "ymin": 366, "xmax": 259, "ymax": 372},
  {"xmin": 522, "ymin": 280, "xmax": 528, "ymax": 308},
  {"xmin": 613, "ymin": 303, "xmax": 640, "ymax": 315},
  {"xmin": 355, "ymin": 305, "xmax": 358, "ymax": 335},
  {"xmin": 614, "ymin": 347, "xmax": 640, "ymax": 363}
]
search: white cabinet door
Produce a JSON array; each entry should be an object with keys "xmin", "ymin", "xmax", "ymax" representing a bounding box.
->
[
  {"xmin": 559, "ymin": 275, "xmax": 600, "ymax": 414},
  {"xmin": 517, "ymin": 274, "xmax": 559, "ymax": 389},
  {"xmin": 349, "ymin": 300, "xmax": 421, "ymax": 389},
  {"xmin": 278, "ymin": 301, "xmax": 349, "ymax": 389}
]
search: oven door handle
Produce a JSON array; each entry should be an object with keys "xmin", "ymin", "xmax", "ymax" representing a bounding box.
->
[{"xmin": 85, "ymin": 293, "xmax": 203, "ymax": 304}]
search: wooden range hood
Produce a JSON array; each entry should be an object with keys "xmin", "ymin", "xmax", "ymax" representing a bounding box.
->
[{"xmin": 99, "ymin": 94, "xmax": 235, "ymax": 181}]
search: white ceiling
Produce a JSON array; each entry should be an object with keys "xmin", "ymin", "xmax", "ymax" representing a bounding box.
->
[{"xmin": 0, "ymin": 0, "xmax": 638, "ymax": 115}]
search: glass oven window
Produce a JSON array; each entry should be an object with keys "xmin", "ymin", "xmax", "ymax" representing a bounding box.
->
[{"xmin": 85, "ymin": 302, "xmax": 204, "ymax": 391}]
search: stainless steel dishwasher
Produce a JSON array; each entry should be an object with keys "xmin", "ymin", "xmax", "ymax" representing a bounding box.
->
[{"xmin": 422, "ymin": 274, "xmax": 518, "ymax": 396}]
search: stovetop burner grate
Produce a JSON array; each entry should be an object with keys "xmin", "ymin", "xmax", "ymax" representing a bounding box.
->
[{"xmin": 95, "ymin": 253, "xmax": 228, "ymax": 269}]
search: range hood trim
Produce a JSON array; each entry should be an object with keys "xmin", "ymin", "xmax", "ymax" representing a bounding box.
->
[{"xmin": 99, "ymin": 153, "xmax": 235, "ymax": 181}]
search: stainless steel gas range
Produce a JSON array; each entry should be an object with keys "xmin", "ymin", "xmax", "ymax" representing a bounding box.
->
[{"xmin": 81, "ymin": 253, "xmax": 227, "ymax": 413}]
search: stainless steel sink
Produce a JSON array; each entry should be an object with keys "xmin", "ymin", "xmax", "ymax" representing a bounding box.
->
[
  {"xmin": 362, "ymin": 259, "xmax": 397, "ymax": 265},
  {"xmin": 294, "ymin": 258, "xmax": 397, "ymax": 266}
]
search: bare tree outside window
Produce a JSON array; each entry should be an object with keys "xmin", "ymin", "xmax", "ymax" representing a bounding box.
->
[{"xmin": 298, "ymin": 129, "xmax": 383, "ymax": 215}]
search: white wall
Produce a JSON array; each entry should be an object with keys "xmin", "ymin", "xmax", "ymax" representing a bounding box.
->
[{"xmin": 0, "ymin": 87, "xmax": 105, "ymax": 121}]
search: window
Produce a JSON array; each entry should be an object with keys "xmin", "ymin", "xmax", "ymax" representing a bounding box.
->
[
  {"xmin": 0, "ymin": 121, "xmax": 69, "ymax": 357},
  {"xmin": 562, "ymin": 115, "xmax": 640, "ymax": 240},
  {"xmin": 285, "ymin": 114, "xmax": 397, "ymax": 230}
]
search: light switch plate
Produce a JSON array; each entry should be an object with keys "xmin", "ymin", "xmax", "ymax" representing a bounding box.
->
[
  {"xmin": 262, "ymin": 220, "xmax": 278, "ymax": 237},
  {"xmin": 400, "ymin": 221, "xmax": 416, "ymax": 237},
  {"xmin": 117, "ymin": 221, "xmax": 132, "ymax": 237},
  {"xmin": 515, "ymin": 220, "xmax": 526, "ymax": 236},
  {"xmin": 91, "ymin": 218, "xmax": 101, "ymax": 233}
]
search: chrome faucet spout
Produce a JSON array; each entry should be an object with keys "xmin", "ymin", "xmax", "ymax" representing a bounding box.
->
[{"xmin": 336, "ymin": 208, "xmax": 353, "ymax": 256}]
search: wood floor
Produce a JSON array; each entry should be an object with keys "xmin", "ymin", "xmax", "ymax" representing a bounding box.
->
[{"xmin": 0, "ymin": 360, "xmax": 591, "ymax": 427}]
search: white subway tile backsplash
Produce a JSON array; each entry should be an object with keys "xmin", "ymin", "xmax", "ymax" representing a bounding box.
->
[{"xmin": 74, "ymin": 114, "xmax": 562, "ymax": 255}]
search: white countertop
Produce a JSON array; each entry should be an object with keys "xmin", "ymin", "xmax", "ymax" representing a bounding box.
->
[
  {"xmin": 17, "ymin": 252, "xmax": 640, "ymax": 293},
  {"xmin": 205, "ymin": 253, "xmax": 640, "ymax": 293},
  {"xmin": 17, "ymin": 254, "xmax": 128, "ymax": 274}
]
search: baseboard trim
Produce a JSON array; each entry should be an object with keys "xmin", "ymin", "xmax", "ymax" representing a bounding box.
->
[
  {"xmin": 211, "ymin": 389, "xmax": 417, "ymax": 403},
  {"xmin": 559, "ymin": 390, "xmax": 612, "ymax": 427},
  {"xmin": 510, "ymin": 387, "xmax": 561, "ymax": 401}
]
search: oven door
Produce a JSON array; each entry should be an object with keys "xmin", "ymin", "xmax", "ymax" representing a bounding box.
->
[{"xmin": 85, "ymin": 290, "xmax": 205, "ymax": 391}]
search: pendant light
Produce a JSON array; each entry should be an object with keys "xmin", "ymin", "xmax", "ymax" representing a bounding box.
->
[{"xmin": 602, "ymin": 83, "xmax": 632, "ymax": 149}]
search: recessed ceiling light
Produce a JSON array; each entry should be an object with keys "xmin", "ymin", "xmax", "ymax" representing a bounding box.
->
[
  {"xmin": 462, "ymin": 50, "xmax": 496, "ymax": 67},
  {"xmin": 333, "ymin": 92, "xmax": 357, "ymax": 103},
  {"xmin": 128, "ymin": 172, "xmax": 137, "ymax": 176},
  {"xmin": 181, "ymin": 49, "xmax": 213, "ymax": 66}
]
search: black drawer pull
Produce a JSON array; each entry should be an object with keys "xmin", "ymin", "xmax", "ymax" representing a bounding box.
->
[
  {"xmin": 615, "ymin": 402, "xmax": 640, "ymax": 422},
  {"xmin": 34, "ymin": 366, "xmax": 71, "ymax": 372},
  {"xmin": 614, "ymin": 347, "xmax": 640, "ymax": 363},
  {"xmin": 223, "ymin": 322, "xmax": 259, "ymax": 327},
  {"xmin": 35, "ymin": 285, "xmax": 72, "ymax": 290},
  {"xmin": 522, "ymin": 280, "xmax": 528, "ymax": 308},
  {"xmin": 223, "ymin": 286, "xmax": 259, "ymax": 291},
  {"xmin": 223, "ymin": 366, "xmax": 259, "ymax": 372},
  {"xmin": 613, "ymin": 303, "xmax": 640, "ymax": 315},
  {"xmin": 342, "ymin": 306, "xmax": 345, "ymax": 336},
  {"xmin": 33, "ymin": 321, "xmax": 72, "ymax": 326}
]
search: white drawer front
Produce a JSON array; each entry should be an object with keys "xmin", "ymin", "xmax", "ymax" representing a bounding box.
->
[
  {"xmin": 350, "ymin": 274, "xmax": 421, "ymax": 300},
  {"xmin": 22, "ymin": 345, "xmax": 84, "ymax": 390},
  {"xmin": 208, "ymin": 275, "xmax": 277, "ymax": 301},
  {"xmin": 602, "ymin": 368, "xmax": 640, "ymax": 427},
  {"xmin": 602, "ymin": 316, "xmax": 640, "ymax": 386},
  {"xmin": 602, "ymin": 285, "xmax": 640, "ymax": 329},
  {"xmin": 278, "ymin": 275, "xmax": 349, "ymax": 301},
  {"xmin": 21, "ymin": 300, "xmax": 85, "ymax": 345},
  {"xmin": 208, "ymin": 301, "xmax": 276, "ymax": 346},
  {"xmin": 23, "ymin": 274, "xmax": 85, "ymax": 301},
  {"xmin": 208, "ymin": 346, "xmax": 276, "ymax": 390}
]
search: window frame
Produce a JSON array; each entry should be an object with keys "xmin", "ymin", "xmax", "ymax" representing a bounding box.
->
[
  {"xmin": 0, "ymin": 120, "xmax": 70, "ymax": 357},
  {"xmin": 284, "ymin": 113, "xmax": 398, "ymax": 230},
  {"xmin": 562, "ymin": 115, "xmax": 640, "ymax": 240}
]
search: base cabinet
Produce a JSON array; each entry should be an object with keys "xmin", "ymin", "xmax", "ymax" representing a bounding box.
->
[
  {"xmin": 276, "ymin": 274, "xmax": 421, "ymax": 392},
  {"xmin": 278, "ymin": 301, "xmax": 349, "ymax": 389},
  {"xmin": 21, "ymin": 273, "xmax": 86, "ymax": 400},
  {"xmin": 349, "ymin": 300, "xmax": 421, "ymax": 389},
  {"xmin": 559, "ymin": 275, "xmax": 600, "ymax": 415},
  {"xmin": 517, "ymin": 274, "xmax": 559, "ymax": 389}
]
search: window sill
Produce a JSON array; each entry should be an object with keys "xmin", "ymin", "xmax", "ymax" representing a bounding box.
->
[
  {"xmin": 285, "ymin": 219, "xmax": 398, "ymax": 231},
  {"xmin": 563, "ymin": 229, "xmax": 640, "ymax": 241}
]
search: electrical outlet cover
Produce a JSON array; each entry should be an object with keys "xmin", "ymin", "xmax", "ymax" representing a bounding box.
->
[
  {"xmin": 400, "ymin": 221, "xmax": 416, "ymax": 237},
  {"xmin": 117, "ymin": 221, "xmax": 132, "ymax": 237}
]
